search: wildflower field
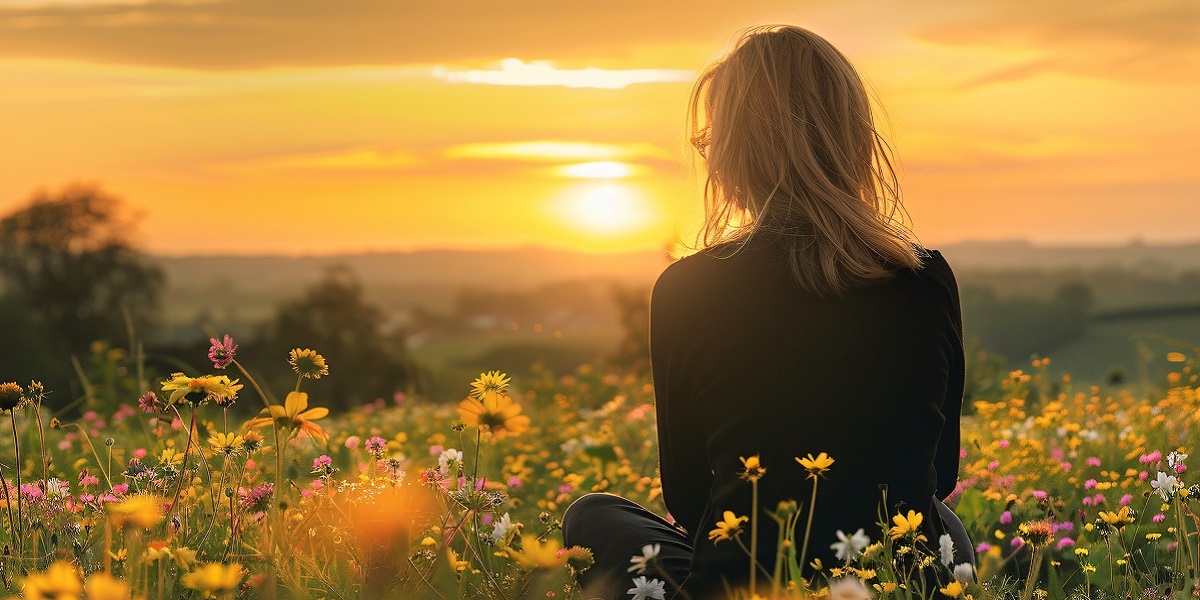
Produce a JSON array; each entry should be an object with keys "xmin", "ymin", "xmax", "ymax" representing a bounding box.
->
[{"xmin": 0, "ymin": 339, "xmax": 1198, "ymax": 600}]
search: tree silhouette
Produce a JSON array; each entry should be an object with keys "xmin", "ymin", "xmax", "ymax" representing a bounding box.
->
[{"xmin": 0, "ymin": 183, "xmax": 163, "ymax": 355}]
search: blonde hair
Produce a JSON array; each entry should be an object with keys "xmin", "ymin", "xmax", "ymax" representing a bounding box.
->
[{"xmin": 688, "ymin": 25, "xmax": 924, "ymax": 294}]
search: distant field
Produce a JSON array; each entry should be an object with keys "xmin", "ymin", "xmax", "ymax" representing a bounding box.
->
[{"xmin": 1038, "ymin": 312, "xmax": 1200, "ymax": 385}]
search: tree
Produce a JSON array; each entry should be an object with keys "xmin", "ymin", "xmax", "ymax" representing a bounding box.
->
[
  {"xmin": 0, "ymin": 183, "xmax": 163, "ymax": 354},
  {"xmin": 262, "ymin": 265, "xmax": 418, "ymax": 412}
]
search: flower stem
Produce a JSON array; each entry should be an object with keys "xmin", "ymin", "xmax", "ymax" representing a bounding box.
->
[
  {"xmin": 9, "ymin": 412, "xmax": 22, "ymax": 559},
  {"xmin": 749, "ymin": 479, "xmax": 758, "ymax": 597},
  {"xmin": 797, "ymin": 477, "xmax": 819, "ymax": 579}
]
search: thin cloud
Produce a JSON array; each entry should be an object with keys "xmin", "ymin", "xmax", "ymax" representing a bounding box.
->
[
  {"xmin": 433, "ymin": 58, "xmax": 693, "ymax": 89},
  {"xmin": 442, "ymin": 141, "xmax": 674, "ymax": 162}
]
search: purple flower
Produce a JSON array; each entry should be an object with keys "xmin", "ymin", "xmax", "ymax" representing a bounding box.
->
[
  {"xmin": 1086, "ymin": 457, "xmax": 1101, "ymax": 467},
  {"xmin": 1010, "ymin": 537, "xmax": 1025, "ymax": 548},
  {"xmin": 137, "ymin": 392, "xmax": 159, "ymax": 414},
  {"xmin": 239, "ymin": 482, "xmax": 274, "ymax": 512},
  {"xmin": 1153, "ymin": 513, "xmax": 1166, "ymax": 523},
  {"xmin": 999, "ymin": 511, "xmax": 1013, "ymax": 525},
  {"xmin": 976, "ymin": 542, "xmax": 992, "ymax": 553},
  {"xmin": 1056, "ymin": 537, "xmax": 1075, "ymax": 550},
  {"xmin": 208, "ymin": 334, "xmax": 238, "ymax": 369}
]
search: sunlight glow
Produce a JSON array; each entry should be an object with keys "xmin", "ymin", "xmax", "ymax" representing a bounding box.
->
[
  {"xmin": 557, "ymin": 182, "xmax": 653, "ymax": 235},
  {"xmin": 444, "ymin": 141, "xmax": 671, "ymax": 162},
  {"xmin": 433, "ymin": 58, "xmax": 694, "ymax": 89},
  {"xmin": 558, "ymin": 161, "xmax": 636, "ymax": 178}
]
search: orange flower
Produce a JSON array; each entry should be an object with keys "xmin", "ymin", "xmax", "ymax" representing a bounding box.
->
[
  {"xmin": 246, "ymin": 391, "xmax": 329, "ymax": 442},
  {"xmin": 457, "ymin": 390, "xmax": 530, "ymax": 438}
]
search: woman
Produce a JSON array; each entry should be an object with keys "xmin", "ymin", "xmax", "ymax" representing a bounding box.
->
[{"xmin": 562, "ymin": 25, "xmax": 973, "ymax": 599}]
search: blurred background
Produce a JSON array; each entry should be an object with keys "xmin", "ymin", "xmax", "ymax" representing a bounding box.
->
[{"xmin": 1, "ymin": 0, "xmax": 1198, "ymax": 413}]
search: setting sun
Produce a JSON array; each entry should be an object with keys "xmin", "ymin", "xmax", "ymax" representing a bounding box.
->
[{"xmin": 556, "ymin": 182, "xmax": 655, "ymax": 236}]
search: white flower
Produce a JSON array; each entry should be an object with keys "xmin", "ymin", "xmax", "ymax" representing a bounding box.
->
[
  {"xmin": 829, "ymin": 528, "xmax": 870, "ymax": 562},
  {"xmin": 938, "ymin": 533, "xmax": 955, "ymax": 567},
  {"xmin": 438, "ymin": 448, "xmax": 463, "ymax": 476},
  {"xmin": 626, "ymin": 576, "xmax": 666, "ymax": 600},
  {"xmin": 828, "ymin": 576, "xmax": 874, "ymax": 600},
  {"xmin": 1168, "ymin": 451, "xmax": 1189, "ymax": 469},
  {"xmin": 628, "ymin": 543, "xmax": 661, "ymax": 573},
  {"xmin": 954, "ymin": 563, "xmax": 976, "ymax": 584},
  {"xmin": 46, "ymin": 478, "xmax": 70, "ymax": 497},
  {"xmin": 1151, "ymin": 471, "xmax": 1178, "ymax": 502},
  {"xmin": 490, "ymin": 513, "xmax": 512, "ymax": 542}
]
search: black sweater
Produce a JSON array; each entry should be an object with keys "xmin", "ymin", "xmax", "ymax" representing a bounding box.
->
[{"xmin": 649, "ymin": 239, "xmax": 964, "ymax": 592}]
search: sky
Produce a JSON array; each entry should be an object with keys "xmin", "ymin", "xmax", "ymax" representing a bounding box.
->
[{"xmin": 0, "ymin": 0, "xmax": 1197, "ymax": 255}]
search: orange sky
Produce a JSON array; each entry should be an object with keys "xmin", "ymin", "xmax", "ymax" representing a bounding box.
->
[{"xmin": 0, "ymin": 0, "xmax": 1197, "ymax": 255}]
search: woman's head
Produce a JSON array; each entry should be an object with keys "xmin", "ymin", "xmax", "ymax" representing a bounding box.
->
[{"xmin": 688, "ymin": 25, "xmax": 923, "ymax": 294}]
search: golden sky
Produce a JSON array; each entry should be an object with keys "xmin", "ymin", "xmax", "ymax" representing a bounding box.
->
[{"xmin": 0, "ymin": 0, "xmax": 1197, "ymax": 255}]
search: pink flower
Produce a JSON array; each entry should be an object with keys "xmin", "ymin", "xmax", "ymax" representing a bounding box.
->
[
  {"xmin": 1093, "ymin": 493, "xmax": 1106, "ymax": 505},
  {"xmin": 137, "ymin": 392, "xmax": 159, "ymax": 414},
  {"xmin": 429, "ymin": 445, "xmax": 444, "ymax": 456},
  {"xmin": 1061, "ymin": 462, "xmax": 1072, "ymax": 472},
  {"xmin": 345, "ymin": 436, "xmax": 360, "ymax": 449},
  {"xmin": 313, "ymin": 455, "xmax": 333, "ymax": 470},
  {"xmin": 134, "ymin": 448, "xmax": 147, "ymax": 459},
  {"xmin": 1050, "ymin": 449, "xmax": 1064, "ymax": 461},
  {"xmin": 111, "ymin": 484, "xmax": 128, "ymax": 495},
  {"xmin": 84, "ymin": 411, "xmax": 98, "ymax": 421},
  {"xmin": 245, "ymin": 459, "xmax": 256, "ymax": 470},
  {"xmin": 507, "ymin": 476, "xmax": 522, "ymax": 488},
  {"xmin": 976, "ymin": 542, "xmax": 992, "ymax": 553},
  {"xmin": 171, "ymin": 418, "xmax": 184, "ymax": 430},
  {"xmin": 959, "ymin": 448, "xmax": 968, "ymax": 459},
  {"xmin": 1119, "ymin": 494, "xmax": 1133, "ymax": 506},
  {"xmin": 1032, "ymin": 490, "xmax": 1047, "ymax": 500},
  {"xmin": 999, "ymin": 440, "xmax": 1010, "ymax": 449},
  {"xmin": 1084, "ymin": 479, "xmax": 1097, "ymax": 489},
  {"xmin": 988, "ymin": 461, "xmax": 1000, "ymax": 470},
  {"xmin": 366, "ymin": 436, "xmax": 388, "ymax": 457},
  {"xmin": 1010, "ymin": 537, "xmax": 1025, "ymax": 548},
  {"xmin": 80, "ymin": 493, "xmax": 95, "ymax": 503},
  {"xmin": 1056, "ymin": 537, "xmax": 1075, "ymax": 550},
  {"xmin": 999, "ymin": 511, "xmax": 1013, "ymax": 525},
  {"xmin": 1082, "ymin": 497, "xmax": 1093, "ymax": 506},
  {"xmin": 1140, "ymin": 451, "xmax": 1163, "ymax": 464},
  {"xmin": 1168, "ymin": 542, "xmax": 1178, "ymax": 552},
  {"xmin": 1140, "ymin": 471, "xmax": 1149, "ymax": 481},
  {"xmin": 1176, "ymin": 464, "xmax": 1188, "ymax": 474},
  {"xmin": 1086, "ymin": 457, "xmax": 1101, "ymax": 467},
  {"xmin": 208, "ymin": 334, "xmax": 238, "ymax": 369},
  {"xmin": 1153, "ymin": 513, "xmax": 1166, "ymax": 523},
  {"xmin": 481, "ymin": 513, "xmax": 494, "ymax": 526}
]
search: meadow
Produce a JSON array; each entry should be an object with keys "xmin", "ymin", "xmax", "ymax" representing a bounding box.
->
[{"xmin": 0, "ymin": 337, "xmax": 1197, "ymax": 600}]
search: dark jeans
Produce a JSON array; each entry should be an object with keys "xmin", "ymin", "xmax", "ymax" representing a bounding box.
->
[{"xmin": 561, "ymin": 493, "xmax": 974, "ymax": 600}]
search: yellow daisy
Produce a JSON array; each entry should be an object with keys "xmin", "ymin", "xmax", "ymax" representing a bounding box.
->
[
  {"xmin": 708, "ymin": 510, "xmax": 749, "ymax": 544},
  {"xmin": 457, "ymin": 389, "xmax": 531, "ymax": 438}
]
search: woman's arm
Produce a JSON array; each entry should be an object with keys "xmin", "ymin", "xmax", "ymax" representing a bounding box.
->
[
  {"xmin": 649, "ymin": 264, "xmax": 713, "ymax": 534},
  {"xmin": 934, "ymin": 255, "xmax": 965, "ymax": 501}
]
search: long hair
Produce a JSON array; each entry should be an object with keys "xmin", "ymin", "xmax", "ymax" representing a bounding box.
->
[{"xmin": 687, "ymin": 25, "xmax": 924, "ymax": 295}]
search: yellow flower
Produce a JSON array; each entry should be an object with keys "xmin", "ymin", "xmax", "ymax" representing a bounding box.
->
[
  {"xmin": 0, "ymin": 382, "xmax": 25, "ymax": 412},
  {"xmin": 740, "ymin": 455, "xmax": 766, "ymax": 482},
  {"xmin": 457, "ymin": 390, "xmax": 531, "ymax": 438},
  {"xmin": 160, "ymin": 373, "xmax": 242, "ymax": 405},
  {"xmin": 85, "ymin": 571, "xmax": 132, "ymax": 600},
  {"xmin": 796, "ymin": 452, "xmax": 835, "ymax": 479},
  {"xmin": 1082, "ymin": 563, "xmax": 1097, "ymax": 574},
  {"xmin": 470, "ymin": 371, "xmax": 511, "ymax": 399},
  {"xmin": 158, "ymin": 448, "xmax": 184, "ymax": 466},
  {"xmin": 288, "ymin": 348, "xmax": 329, "ymax": 379},
  {"xmin": 22, "ymin": 561, "xmax": 83, "ymax": 600},
  {"xmin": 888, "ymin": 510, "xmax": 926, "ymax": 541},
  {"xmin": 510, "ymin": 534, "xmax": 566, "ymax": 571},
  {"xmin": 108, "ymin": 494, "xmax": 165, "ymax": 530},
  {"xmin": 1098, "ymin": 506, "xmax": 1131, "ymax": 527},
  {"xmin": 446, "ymin": 547, "xmax": 469, "ymax": 573},
  {"xmin": 708, "ymin": 510, "xmax": 749, "ymax": 544},
  {"xmin": 181, "ymin": 562, "xmax": 244, "ymax": 598},
  {"xmin": 1074, "ymin": 547, "xmax": 1089, "ymax": 557},
  {"xmin": 208, "ymin": 432, "xmax": 244, "ymax": 455},
  {"xmin": 173, "ymin": 546, "xmax": 198, "ymax": 570},
  {"xmin": 940, "ymin": 581, "xmax": 964, "ymax": 598},
  {"xmin": 246, "ymin": 391, "xmax": 329, "ymax": 442}
]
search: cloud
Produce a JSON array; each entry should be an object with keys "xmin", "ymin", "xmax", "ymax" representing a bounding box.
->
[
  {"xmin": 0, "ymin": 0, "xmax": 797, "ymax": 69},
  {"xmin": 912, "ymin": 0, "xmax": 1200, "ymax": 83},
  {"xmin": 433, "ymin": 58, "xmax": 693, "ymax": 89},
  {"xmin": 442, "ymin": 141, "xmax": 674, "ymax": 163}
]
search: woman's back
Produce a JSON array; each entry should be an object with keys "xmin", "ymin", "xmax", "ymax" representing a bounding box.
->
[{"xmin": 649, "ymin": 236, "xmax": 964, "ymax": 591}]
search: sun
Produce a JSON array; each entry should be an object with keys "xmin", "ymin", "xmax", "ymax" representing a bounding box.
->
[{"xmin": 557, "ymin": 182, "xmax": 653, "ymax": 236}]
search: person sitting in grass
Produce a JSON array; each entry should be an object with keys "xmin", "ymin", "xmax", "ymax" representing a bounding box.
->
[{"xmin": 563, "ymin": 24, "xmax": 975, "ymax": 600}]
